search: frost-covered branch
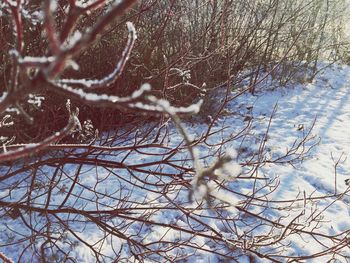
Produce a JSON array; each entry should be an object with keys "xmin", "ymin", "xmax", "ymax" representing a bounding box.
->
[
  {"xmin": 50, "ymin": 81, "xmax": 204, "ymax": 114},
  {"xmin": 0, "ymin": 101, "xmax": 81, "ymax": 163},
  {"xmin": 44, "ymin": 0, "xmax": 137, "ymax": 79},
  {"xmin": 59, "ymin": 0, "xmax": 107, "ymax": 43},
  {"xmin": 148, "ymin": 95, "xmax": 241, "ymax": 203},
  {"xmin": 56, "ymin": 22, "xmax": 137, "ymax": 89},
  {"xmin": 9, "ymin": 49, "xmax": 55, "ymax": 68}
]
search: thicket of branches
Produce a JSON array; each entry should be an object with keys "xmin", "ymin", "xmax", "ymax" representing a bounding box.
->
[
  {"xmin": 0, "ymin": 0, "xmax": 350, "ymax": 262},
  {"xmin": 1, "ymin": 0, "xmax": 349, "ymax": 137}
]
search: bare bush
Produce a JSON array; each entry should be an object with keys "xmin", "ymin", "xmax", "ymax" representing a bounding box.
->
[
  {"xmin": 112, "ymin": 0, "xmax": 349, "ymax": 97},
  {"xmin": 0, "ymin": 0, "xmax": 350, "ymax": 262}
]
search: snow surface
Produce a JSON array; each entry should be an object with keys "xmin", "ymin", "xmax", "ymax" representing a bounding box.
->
[
  {"xmin": 222, "ymin": 63, "xmax": 350, "ymax": 262},
  {"xmin": 1, "ymin": 63, "xmax": 350, "ymax": 262}
]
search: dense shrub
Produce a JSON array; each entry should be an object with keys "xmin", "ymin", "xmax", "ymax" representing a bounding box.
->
[
  {"xmin": 0, "ymin": 0, "xmax": 350, "ymax": 262},
  {"xmin": 2, "ymin": 0, "xmax": 348, "ymax": 138}
]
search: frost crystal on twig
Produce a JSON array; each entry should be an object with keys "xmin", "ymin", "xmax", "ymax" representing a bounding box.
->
[
  {"xmin": 0, "ymin": 115, "xmax": 14, "ymax": 128},
  {"xmin": 191, "ymin": 148, "xmax": 241, "ymax": 204},
  {"xmin": 27, "ymin": 94, "xmax": 45, "ymax": 107}
]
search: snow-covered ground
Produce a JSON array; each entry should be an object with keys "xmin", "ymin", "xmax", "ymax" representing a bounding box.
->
[
  {"xmin": 1, "ymin": 63, "xmax": 350, "ymax": 262},
  {"xmin": 231, "ymin": 63, "xmax": 350, "ymax": 204},
  {"xmin": 222, "ymin": 63, "xmax": 350, "ymax": 262}
]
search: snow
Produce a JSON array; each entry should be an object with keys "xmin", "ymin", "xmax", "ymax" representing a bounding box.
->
[
  {"xmin": 9, "ymin": 49, "xmax": 55, "ymax": 66},
  {"xmin": 218, "ymin": 63, "xmax": 350, "ymax": 261},
  {"xmin": 0, "ymin": 115, "xmax": 13, "ymax": 128},
  {"xmin": 246, "ymin": 64, "xmax": 350, "ymax": 196},
  {"xmin": 27, "ymin": 94, "xmax": 45, "ymax": 108},
  {"xmin": 2, "ymin": 63, "xmax": 350, "ymax": 261}
]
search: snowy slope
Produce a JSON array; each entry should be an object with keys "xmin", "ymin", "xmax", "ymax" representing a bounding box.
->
[
  {"xmin": 220, "ymin": 63, "xmax": 350, "ymax": 262},
  {"xmin": 1, "ymin": 63, "xmax": 350, "ymax": 262}
]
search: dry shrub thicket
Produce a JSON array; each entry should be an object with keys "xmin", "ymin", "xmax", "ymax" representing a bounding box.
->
[{"xmin": 0, "ymin": 0, "xmax": 349, "ymax": 262}]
